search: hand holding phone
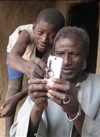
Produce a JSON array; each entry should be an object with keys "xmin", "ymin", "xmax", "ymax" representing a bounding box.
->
[{"xmin": 45, "ymin": 55, "xmax": 63, "ymax": 85}]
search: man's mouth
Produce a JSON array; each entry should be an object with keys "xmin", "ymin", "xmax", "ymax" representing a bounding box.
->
[{"xmin": 62, "ymin": 68, "xmax": 74, "ymax": 74}]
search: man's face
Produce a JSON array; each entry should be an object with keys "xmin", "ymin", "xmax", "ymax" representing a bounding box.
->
[
  {"xmin": 53, "ymin": 36, "xmax": 86, "ymax": 81},
  {"xmin": 33, "ymin": 20, "xmax": 58, "ymax": 53}
]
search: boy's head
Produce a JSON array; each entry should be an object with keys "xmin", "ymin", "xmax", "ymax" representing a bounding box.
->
[
  {"xmin": 33, "ymin": 8, "xmax": 65, "ymax": 54},
  {"xmin": 36, "ymin": 8, "xmax": 65, "ymax": 30}
]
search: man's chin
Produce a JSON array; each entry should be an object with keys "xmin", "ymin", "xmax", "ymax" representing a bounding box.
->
[{"xmin": 61, "ymin": 73, "xmax": 75, "ymax": 81}]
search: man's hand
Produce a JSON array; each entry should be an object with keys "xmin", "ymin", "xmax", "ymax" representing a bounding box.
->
[
  {"xmin": 28, "ymin": 78, "xmax": 49, "ymax": 110},
  {"xmin": 47, "ymin": 78, "xmax": 79, "ymax": 116}
]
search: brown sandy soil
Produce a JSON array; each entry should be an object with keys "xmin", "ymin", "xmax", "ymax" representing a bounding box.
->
[
  {"xmin": 0, "ymin": 99, "xmax": 6, "ymax": 137},
  {"xmin": 0, "ymin": 118, "xmax": 5, "ymax": 137}
]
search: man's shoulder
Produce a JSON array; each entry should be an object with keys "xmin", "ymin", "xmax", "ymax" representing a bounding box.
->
[
  {"xmin": 88, "ymin": 73, "xmax": 100, "ymax": 79},
  {"xmin": 87, "ymin": 73, "xmax": 100, "ymax": 86}
]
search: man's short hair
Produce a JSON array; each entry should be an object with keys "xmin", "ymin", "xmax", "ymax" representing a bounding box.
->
[{"xmin": 54, "ymin": 26, "xmax": 90, "ymax": 55}]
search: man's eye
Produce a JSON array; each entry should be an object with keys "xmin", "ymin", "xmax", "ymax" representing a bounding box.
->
[
  {"xmin": 71, "ymin": 53, "xmax": 80, "ymax": 57},
  {"xmin": 38, "ymin": 31, "xmax": 43, "ymax": 35},
  {"xmin": 55, "ymin": 52, "xmax": 63, "ymax": 56}
]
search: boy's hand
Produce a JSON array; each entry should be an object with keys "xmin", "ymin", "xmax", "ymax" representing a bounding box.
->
[
  {"xmin": 25, "ymin": 57, "xmax": 50, "ymax": 79},
  {"xmin": 0, "ymin": 95, "xmax": 18, "ymax": 117}
]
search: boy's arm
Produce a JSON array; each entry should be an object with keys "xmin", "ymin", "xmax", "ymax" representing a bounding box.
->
[
  {"xmin": 14, "ymin": 87, "xmax": 28, "ymax": 101},
  {"xmin": 0, "ymin": 87, "xmax": 28, "ymax": 117},
  {"xmin": 7, "ymin": 30, "xmax": 49, "ymax": 79},
  {"xmin": 6, "ymin": 30, "xmax": 31, "ymax": 76}
]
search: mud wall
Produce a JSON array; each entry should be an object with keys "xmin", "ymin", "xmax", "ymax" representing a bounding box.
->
[{"xmin": 0, "ymin": 0, "xmax": 68, "ymax": 106}]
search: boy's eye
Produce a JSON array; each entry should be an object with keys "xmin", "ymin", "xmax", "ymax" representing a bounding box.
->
[{"xmin": 49, "ymin": 34, "xmax": 55, "ymax": 39}]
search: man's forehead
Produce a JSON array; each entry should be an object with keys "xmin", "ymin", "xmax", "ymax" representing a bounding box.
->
[{"xmin": 55, "ymin": 36, "xmax": 81, "ymax": 46}]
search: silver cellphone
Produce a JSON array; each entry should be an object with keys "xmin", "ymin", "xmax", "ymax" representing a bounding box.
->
[{"xmin": 45, "ymin": 55, "xmax": 63, "ymax": 85}]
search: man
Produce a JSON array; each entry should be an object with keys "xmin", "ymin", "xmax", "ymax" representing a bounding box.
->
[
  {"xmin": 10, "ymin": 26, "xmax": 100, "ymax": 137},
  {"xmin": 1, "ymin": 8, "xmax": 65, "ymax": 137}
]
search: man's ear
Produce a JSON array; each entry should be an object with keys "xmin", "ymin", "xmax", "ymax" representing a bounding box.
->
[{"xmin": 33, "ymin": 23, "xmax": 35, "ymax": 30}]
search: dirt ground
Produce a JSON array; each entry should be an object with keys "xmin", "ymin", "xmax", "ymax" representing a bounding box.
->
[{"xmin": 0, "ymin": 118, "xmax": 5, "ymax": 137}]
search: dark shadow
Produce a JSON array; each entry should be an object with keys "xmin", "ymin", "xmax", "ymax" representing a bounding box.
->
[{"xmin": 67, "ymin": 0, "xmax": 99, "ymax": 73}]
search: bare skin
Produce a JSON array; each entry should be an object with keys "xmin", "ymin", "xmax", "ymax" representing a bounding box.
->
[
  {"xmin": 2, "ymin": 20, "xmax": 59, "ymax": 137},
  {"xmin": 7, "ymin": 21, "xmax": 58, "ymax": 78},
  {"xmin": 4, "ymin": 77, "xmax": 23, "ymax": 137},
  {"xmin": 1, "ymin": 88, "xmax": 28, "ymax": 117},
  {"xmin": 27, "ymin": 36, "xmax": 88, "ymax": 136},
  {"xmin": 27, "ymin": 79, "xmax": 48, "ymax": 136}
]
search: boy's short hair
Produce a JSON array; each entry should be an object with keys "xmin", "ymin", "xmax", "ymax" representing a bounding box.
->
[{"xmin": 36, "ymin": 8, "xmax": 65, "ymax": 30}]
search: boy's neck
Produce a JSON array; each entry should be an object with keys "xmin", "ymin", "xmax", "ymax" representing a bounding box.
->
[{"xmin": 36, "ymin": 48, "xmax": 45, "ymax": 58}]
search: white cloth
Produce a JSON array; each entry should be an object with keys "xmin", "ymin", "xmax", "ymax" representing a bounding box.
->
[{"xmin": 10, "ymin": 73, "xmax": 100, "ymax": 137}]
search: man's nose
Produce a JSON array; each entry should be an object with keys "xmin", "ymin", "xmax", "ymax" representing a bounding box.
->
[{"xmin": 63, "ymin": 54, "xmax": 72, "ymax": 65}]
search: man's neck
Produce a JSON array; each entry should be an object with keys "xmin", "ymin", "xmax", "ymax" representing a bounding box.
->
[{"xmin": 69, "ymin": 71, "xmax": 88, "ymax": 85}]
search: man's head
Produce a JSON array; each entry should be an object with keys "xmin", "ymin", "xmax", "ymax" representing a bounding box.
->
[
  {"xmin": 53, "ymin": 26, "xmax": 90, "ymax": 81},
  {"xmin": 33, "ymin": 8, "xmax": 65, "ymax": 53}
]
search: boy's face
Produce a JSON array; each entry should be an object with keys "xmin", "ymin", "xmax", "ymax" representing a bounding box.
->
[
  {"xmin": 53, "ymin": 36, "xmax": 86, "ymax": 81},
  {"xmin": 33, "ymin": 20, "xmax": 58, "ymax": 53}
]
